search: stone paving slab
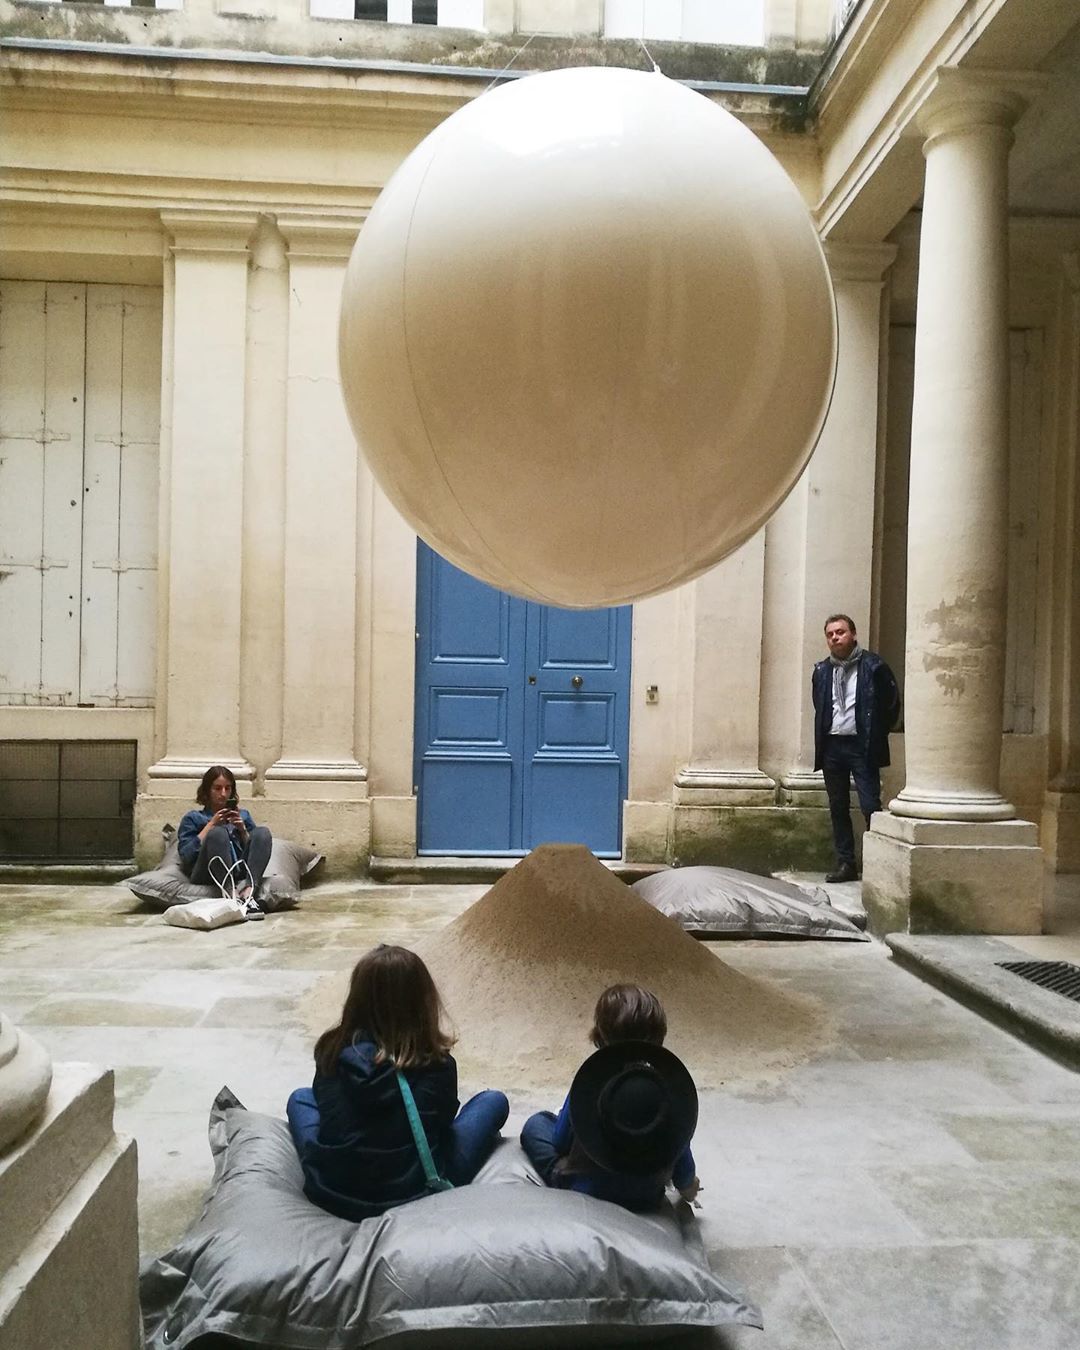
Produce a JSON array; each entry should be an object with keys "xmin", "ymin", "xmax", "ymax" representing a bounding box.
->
[{"xmin": 2, "ymin": 878, "xmax": 1080, "ymax": 1350}]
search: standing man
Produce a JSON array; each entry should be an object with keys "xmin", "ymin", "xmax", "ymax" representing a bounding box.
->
[{"xmin": 811, "ymin": 614, "xmax": 901, "ymax": 883}]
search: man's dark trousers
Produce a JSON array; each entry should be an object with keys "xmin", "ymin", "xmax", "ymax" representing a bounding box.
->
[{"xmin": 822, "ymin": 735, "xmax": 881, "ymax": 869}]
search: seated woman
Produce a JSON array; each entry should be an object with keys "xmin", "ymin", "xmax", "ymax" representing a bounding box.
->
[
  {"xmin": 177, "ymin": 766, "xmax": 272, "ymax": 915},
  {"xmin": 287, "ymin": 944, "xmax": 509, "ymax": 1221}
]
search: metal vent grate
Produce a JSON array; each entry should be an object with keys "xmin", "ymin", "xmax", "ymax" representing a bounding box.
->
[{"xmin": 997, "ymin": 960, "xmax": 1080, "ymax": 1004}]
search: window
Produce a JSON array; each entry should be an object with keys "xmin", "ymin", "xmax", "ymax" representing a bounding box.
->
[
  {"xmin": 0, "ymin": 740, "xmax": 137, "ymax": 860},
  {"xmin": 0, "ymin": 281, "xmax": 162, "ymax": 708},
  {"xmin": 605, "ymin": 0, "xmax": 765, "ymax": 47},
  {"xmin": 309, "ymin": 0, "xmax": 483, "ymax": 29}
]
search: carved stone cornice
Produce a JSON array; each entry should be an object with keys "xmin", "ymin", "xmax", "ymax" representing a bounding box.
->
[
  {"xmin": 824, "ymin": 240, "xmax": 898, "ymax": 284},
  {"xmin": 160, "ymin": 209, "xmax": 260, "ymax": 255},
  {"xmin": 276, "ymin": 214, "xmax": 364, "ymax": 262}
]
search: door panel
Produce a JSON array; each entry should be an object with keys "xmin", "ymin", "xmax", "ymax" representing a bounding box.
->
[
  {"xmin": 415, "ymin": 543, "xmax": 631, "ymax": 856},
  {"xmin": 528, "ymin": 758, "xmax": 624, "ymax": 851},
  {"xmin": 415, "ymin": 545, "xmax": 525, "ymax": 853},
  {"xmin": 524, "ymin": 598, "xmax": 631, "ymax": 856}
]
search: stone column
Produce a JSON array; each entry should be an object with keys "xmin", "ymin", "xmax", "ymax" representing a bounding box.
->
[
  {"xmin": 864, "ymin": 71, "xmax": 1043, "ymax": 934},
  {"xmin": 147, "ymin": 210, "xmax": 258, "ymax": 786},
  {"xmin": 264, "ymin": 218, "xmax": 370, "ymax": 859},
  {"xmin": 671, "ymin": 535, "xmax": 777, "ymax": 869},
  {"xmin": 759, "ymin": 241, "xmax": 896, "ymax": 867},
  {"xmin": 1041, "ymin": 253, "xmax": 1080, "ymax": 872}
]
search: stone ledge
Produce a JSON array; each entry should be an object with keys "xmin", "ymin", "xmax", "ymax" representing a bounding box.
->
[
  {"xmin": 887, "ymin": 933, "xmax": 1080, "ymax": 1069},
  {"xmin": 0, "ymin": 862, "xmax": 137, "ymax": 885},
  {"xmin": 369, "ymin": 856, "xmax": 665, "ymax": 885}
]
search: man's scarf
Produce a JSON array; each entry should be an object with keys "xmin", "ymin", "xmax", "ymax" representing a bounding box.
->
[{"xmin": 830, "ymin": 645, "xmax": 863, "ymax": 716}]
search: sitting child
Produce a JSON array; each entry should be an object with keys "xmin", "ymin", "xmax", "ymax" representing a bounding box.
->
[
  {"xmin": 521, "ymin": 983, "xmax": 701, "ymax": 1211},
  {"xmin": 287, "ymin": 943, "xmax": 509, "ymax": 1221}
]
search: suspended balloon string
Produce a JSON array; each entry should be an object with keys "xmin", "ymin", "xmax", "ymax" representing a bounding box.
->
[
  {"xmin": 484, "ymin": 31, "xmax": 538, "ymax": 92},
  {"xmin": 639, "ymin": 37, "xmax": 661, "ymax": 74}
]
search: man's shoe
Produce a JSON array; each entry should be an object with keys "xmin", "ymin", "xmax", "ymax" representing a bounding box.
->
[{"xmin": 825, "ymin": 862, "xmax": 859, "ymax": 883}]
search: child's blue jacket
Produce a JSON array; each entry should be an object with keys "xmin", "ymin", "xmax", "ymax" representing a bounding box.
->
[
  {"xmin": 552, "ymin": 1093, "xmax": 696, "ymax": 1208},
  {"xmin": 297, "ymin": 1039, "xmax": 458, "ymax": 1221}
]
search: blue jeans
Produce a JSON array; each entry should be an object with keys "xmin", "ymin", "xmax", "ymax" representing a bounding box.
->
[
  {"xmin": 189, "ymin": 824, "xmax": 273, "ymax": 892},
  {"xmin": 520, "ymin": 1109, "xmax": 561, "ymax": 1184},
  {"xmin": 286, "ymin": 1086, "xmax": 509, "ymax": 1187},
  {"xmin": 822, "ymin": 736, "xmax": 881, "ymax": 867}
]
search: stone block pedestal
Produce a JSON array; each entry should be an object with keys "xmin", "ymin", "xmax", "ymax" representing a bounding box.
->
[
  {"xmin": 0, "ymin": 1062, "xmax": 140, "ymax": 1350},
  {"xmin": 862, "ymin": 813, "xmax": 1044, "ymax": 936}
]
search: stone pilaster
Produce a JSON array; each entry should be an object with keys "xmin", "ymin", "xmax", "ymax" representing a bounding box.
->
[
  {"xmin": 671, "ymin": 535, "xmax": 778, "ymax": 868},
  {"xmin": 264, "ymin": 218, "xmax": 369, "ymax": 859},
  {"xmin": 147, "ymin": 210, "xmax": 258, "ymax": 788},
  {"xmin": 759, "ymin": 240, "xmax": 896, "ymax": 866},
  {"xmin": 864, "ymin": 71, "xmax": 1044, "ymax": 933},
  {"xmin": 1041, "ymin": 253, "xmax": 1080, "ymax": 872},
  {"xmin": 239, "ymin": 217, "xmax": 289, "ymax": 780}
]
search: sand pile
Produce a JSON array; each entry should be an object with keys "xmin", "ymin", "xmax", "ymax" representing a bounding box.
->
[{"xmin": 308, "ymin": 845, "xmax": 834, "ymax": 1090}]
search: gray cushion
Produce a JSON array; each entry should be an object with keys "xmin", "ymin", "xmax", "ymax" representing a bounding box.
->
[
  {"xmin": 633, "ymin": 866, "xmax": 868, "ymax": 941},
  {"xmin": 139, "ymin": 1090, "xmax": 762, "ymax": 1348},
  {"xmin": 129, "ymin": 826, "xmax": 323, "ymax": 913}
]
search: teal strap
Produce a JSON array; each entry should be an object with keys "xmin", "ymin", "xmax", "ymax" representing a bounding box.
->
[{"xmin": 395, "ymin": 1069, "xmax": 453, "ymax": 1192}]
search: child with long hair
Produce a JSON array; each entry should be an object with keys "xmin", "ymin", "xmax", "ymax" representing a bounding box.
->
[
  {"xmin": 520, "ymin": 983, "xmax": 701, "ymax": 1211},
  {"xmin": 287, "ymin": 944, "xmax": 509, "ymax": 1220}
]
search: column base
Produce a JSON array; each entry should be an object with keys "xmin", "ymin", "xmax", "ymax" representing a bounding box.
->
[
  {"xmin": 1041, "ymin": 788, "xmax": 1080, "ymax": 873},
  {"xmin": 673, "ymin": 768, "xmax": 777, "ymax": 807},
  {"xmin": 889, "ymin": 787, "xmax": 1016, "ymax": 821},
  {"xmin": 862, "ymin": 813, "xmax": 1043, "ymax": 936},
  {"xmin": 777, "ymin": 771, "xmax": 829, "ymax": 808},
  {"xmin": 147, "ymin": 756, "xmax": 253, "ymax": 783},
  {"xmin": 0, "ymin": 1064, "xmax": 140, "ymax": 1350},
  {"xmin": 263, "ymin": 759, "xmax": 368, "ymax": 800}
]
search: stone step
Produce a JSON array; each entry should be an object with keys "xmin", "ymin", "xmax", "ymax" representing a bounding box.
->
[{"xmin": 368, "ymin": 855, "xmax": 667, "ymax": 885}]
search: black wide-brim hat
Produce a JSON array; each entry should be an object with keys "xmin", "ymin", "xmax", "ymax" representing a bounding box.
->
[{"xmin": 568, "ymin": 1041, "xmax": 698, "ymax": 1177}]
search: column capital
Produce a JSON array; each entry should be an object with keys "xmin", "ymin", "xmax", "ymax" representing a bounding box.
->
[
  {"xmin": 276, "ymin": 214, "xmax": 363, "ymax": 262},
  {"xmin": 824, "ymin": 240, "xmax": 898, "ymax": 284},
  {"xmin": 160, "ymin": 209, "xmax": 260, "ymax": 255},
  {"xmin": 915, "ymin": 67, "xmax": 1046, "ymax": 143}
]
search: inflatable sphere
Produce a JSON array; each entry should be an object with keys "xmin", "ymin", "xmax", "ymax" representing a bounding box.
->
[{"xmin": 339, "ymin": 66, "xmax": 836, "ymax": 607}]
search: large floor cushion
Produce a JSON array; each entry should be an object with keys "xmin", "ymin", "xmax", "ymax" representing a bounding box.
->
[
  {"xmin": 139, "ymin": 1091, "xmax": 762, "ymax": 1349},
  {"xmin": 633, "ymin": 866, "xmax": 868, "ymax": 940},
  {"xmin": 128, "ymin": 827, "xmax": 323, "ymax": 913}
]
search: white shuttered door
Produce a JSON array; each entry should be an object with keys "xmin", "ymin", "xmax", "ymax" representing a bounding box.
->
[{"xmin": 0, "ymin": 281, "xmax": 162, "ymax": 706}]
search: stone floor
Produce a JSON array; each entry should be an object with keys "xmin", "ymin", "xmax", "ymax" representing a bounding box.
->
[{"xmin": 3, "ymin": 875, "xmax": 1080, "ymax": 1349}]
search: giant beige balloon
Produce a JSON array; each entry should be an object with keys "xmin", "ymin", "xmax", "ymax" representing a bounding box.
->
[{"xmin": 340, "ymin": 66, "xmax": 836, "ymax": 607}]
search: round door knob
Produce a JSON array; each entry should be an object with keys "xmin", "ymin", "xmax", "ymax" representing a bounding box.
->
[{"xmin": 571, "ymin": 675, "xmax": 583, "ymax": 689}]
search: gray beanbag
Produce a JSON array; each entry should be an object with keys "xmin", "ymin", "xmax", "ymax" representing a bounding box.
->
[
  {"xmin": 139, "ymin": 1090, "xmax": 762, "ymax": 1348},
  {"xmin": 129, "ymin": 826, "xmax": 323, "ymax": 913},
  {"xmin": 633, "ymin": 866, "xmax": 868, "ymax": 941}
]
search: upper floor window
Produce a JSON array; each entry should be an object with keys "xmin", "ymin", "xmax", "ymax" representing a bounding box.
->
[
  {"xmin": 39, "ymin": 0, "xmax": 183, "ymax": 9},
  {"xmin": 310, "ymin": 0, "xmax": 484, "ymax": 28},
  {"xmin": 605, "ymin": 0, "xmax": 765, "ymax": 47}
]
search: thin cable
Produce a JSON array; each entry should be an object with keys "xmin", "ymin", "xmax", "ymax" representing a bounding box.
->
[
  {"xmin": 639, "ymin": 37, "xmax": 661, "ymax": 74},
  {"xmin": 483, "ymin": 31, "xmax": 537, "ymax": 92}
]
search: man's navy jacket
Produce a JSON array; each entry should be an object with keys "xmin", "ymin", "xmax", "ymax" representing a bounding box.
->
[{"xmin": 811, "ymin": 650, "xmax": 901, "ymax": 772}]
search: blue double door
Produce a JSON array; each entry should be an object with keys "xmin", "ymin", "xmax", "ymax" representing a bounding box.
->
[{"xmin": 414, "ymin": 543, "xmax": 632, "ymax": 857}]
